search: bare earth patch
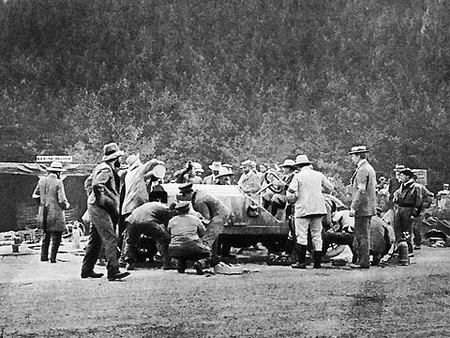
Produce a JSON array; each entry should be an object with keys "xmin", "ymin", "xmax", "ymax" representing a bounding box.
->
[{"xmin": 1, "ymin": 247, "xmax": 449, "ymax": 337}]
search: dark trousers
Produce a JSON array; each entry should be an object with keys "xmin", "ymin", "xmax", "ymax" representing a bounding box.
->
[
  {"xmin": 41, "ymin": 231, "xmax": 63, "ymax": 262},
  {"xmin": 412, "ymin": 215, "xmax": 423, "ymax": 247},
  {"xmin": 394, "ymin": 206, "xmax": 414, "ymax": 253},
  {"xmin": 81, "ymin": 205, "xmax": 120, "ymax": 277},
  {"xmin": 354, "ymin": 216, "xmax": 371, "ymax": 268},
  {"xmin": 122, "ymin": 220, "xmax": 171, "ymax": 266}
]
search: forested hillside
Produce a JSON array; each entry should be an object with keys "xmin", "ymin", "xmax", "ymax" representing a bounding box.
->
[{"xmin": 0, "ymin": 0, "xmax": 449, "ymax": 190}]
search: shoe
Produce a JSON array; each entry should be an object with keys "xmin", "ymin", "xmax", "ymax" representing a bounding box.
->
[
  {"xmin": 193, "ymin": 261, "xmax": 204, "ymax": 275},
  {"xmin": 81, "ymin": 271, "xmax": 104, "ymax": 279},
  {"xmin": 41, "ymin": 258, "xmax": 49, "ymax": 262},
  {"xmin": 107, "ymin": 271, "xmax": 130, "ymax": 281},
  {"xmin": 214, "ymin": 262, "xmax": 243, "ymax": 275},
  {"xmin": 50, "ymin": 260, "xmax": 56, "ymax": 263},
  {"xmin": 291, "ymin": 262, "xmax": 307, "ymax": 269},
  {"xmin": 414, "ymin": 246, "xmax": 421, "ymax": 250},
  {"xmin": 349, "ymin": 263, "xmax": 370, "ymax": 269},
  {"xmin": 126, "ymin": 262, "xmax": 135, "ymax": 271}
]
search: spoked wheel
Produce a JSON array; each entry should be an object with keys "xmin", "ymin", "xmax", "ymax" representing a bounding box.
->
[{"xmin": 324, "ymin": 243, "xmax": 346, "ymax": 258}]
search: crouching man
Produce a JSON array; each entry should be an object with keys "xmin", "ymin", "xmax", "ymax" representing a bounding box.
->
[
  {"xmin": 177, "ymin": 182, "xmax": 231, "ymax": 266},
  {"xmin": 168, "ymin": 201, "xmax": 211, "ymax": 275},
  {"xmin": 121, "ymin": 202, "xmax": 172, "ymax": 270}
]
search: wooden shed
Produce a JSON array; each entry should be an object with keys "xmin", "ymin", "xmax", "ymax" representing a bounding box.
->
[{"xmin": 0, "ymin": 162, "xmax": 95, "ymax": 232}]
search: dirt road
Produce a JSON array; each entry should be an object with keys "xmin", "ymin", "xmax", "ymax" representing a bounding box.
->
[{"xmin": 1, "ymin": 247, "xmax": 449, "ymax": 337}]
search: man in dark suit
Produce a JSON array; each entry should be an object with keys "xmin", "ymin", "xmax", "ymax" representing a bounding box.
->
[{"xmin": 348, "ymin": 146, "xmax": 377, "ymax": 269}]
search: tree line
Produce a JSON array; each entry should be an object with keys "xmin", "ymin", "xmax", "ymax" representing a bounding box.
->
[{"xmin": 0, "ymin": 0, "xmax": 449, "ymax": 192}]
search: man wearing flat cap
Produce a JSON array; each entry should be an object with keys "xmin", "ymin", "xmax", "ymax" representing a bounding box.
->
[
  {"xmin": 81, "ymin": 142, "xmax": 130, "ymax": 281},
  {"xmin": 177, "ymin": 182, "xmax": 231, "ymax": 265},
  {"xmin": 348, "ymin": 145, "xmax": 377, "ymax": 269},
  {"xmin": 32, "ymin": 161, "xmax": 70, "ymax": 263},
  {"xmin": 168, "ymin": 201, "xmax": 211, "ymax": 275},
  {"xmin": 393, "ymin": 168, "xmax": 422, "ymax": 254}
]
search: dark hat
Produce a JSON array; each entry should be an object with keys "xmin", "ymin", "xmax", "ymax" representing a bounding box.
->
[
  {"xmin": 348, "ymin": 145, "xmax": 370, "ymax": 155},
  {"xmin": 102, "ymin": 143, "xmax": 124, "ymax": 162},
  {"xmin": 178, "ymin": 182, "xmax": 194, "ymax": 193},
  {"xmin": 399, "ymin": 168, "xmax": 414, "ymax": 178},
  {"xmin": 174, "ymin": 201, "xmax": 191, "ymax": 213},
  {"xmin": 393, "ymin": 164, "xmax": 405, "ymax": 172}
]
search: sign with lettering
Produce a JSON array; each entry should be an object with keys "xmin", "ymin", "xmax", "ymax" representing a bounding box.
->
[
  {"xmin": 412, "ymin": 169, "xmax": 427, "ymax": 186},
  {"xmin": 36, "ymin": 156, "xmax": 73, "ymax": 163}
]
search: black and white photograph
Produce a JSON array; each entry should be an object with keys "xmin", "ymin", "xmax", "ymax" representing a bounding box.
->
[{"xmin": 0, "ymin": 1, "xmax": 449, "ymax": 337}]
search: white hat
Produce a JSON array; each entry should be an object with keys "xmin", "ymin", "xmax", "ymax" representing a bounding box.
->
[
  {"xmin": 192, "ymin": 162, "xmax": 204, "ymax": 173},
  {"xmin": 208, "ymin": 161, "xmax": 222, "ymax": 171},
  {"xmin": 216, "ymin": 167, "xmax": 233, "ymax": 179},
  {"xmin": 294, "ymin": 155, "xmax": 312, "ymax": 166},
  {"xmin": 46, "ymin": 161, "xmax": 66, "ymax": 172},
  {"xmin": 348, "ymin": 145, "xmax": 370, "ymax": 155},
  {"xmin": 279, "ymin": 159, "xmax": 296, "ymax": 168}
]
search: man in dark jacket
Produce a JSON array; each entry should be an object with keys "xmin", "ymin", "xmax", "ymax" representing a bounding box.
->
[
  {"xmin": 393, "ymin": 168, "xmax": 422, "ymax": 254},
  {"xmin": 177, "ymin": 182, "xmax": 231, "ymax": 265},
  {"xmin": 121, "ymin": 202, "xmax": 172, "ymax": 270},
  {"xmin": 32, "ymin": 161, "xmax": 70, "ymax": 263},
  {"xmin": 348, "ymin": 146, "xmax": 377, "ymax": 269},
  {"xmin": 81, "ymin": 143, "xmax": 130, "ymax": 281}
]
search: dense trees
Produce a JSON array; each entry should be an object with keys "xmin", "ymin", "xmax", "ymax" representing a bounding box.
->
[{"xmin": 0, "ymin": 0, "xmax": 449, "ymax": 191}]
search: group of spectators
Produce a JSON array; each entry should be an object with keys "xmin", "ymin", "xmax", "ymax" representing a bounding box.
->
[{"xmin": 31, "ymin": 142, "xmax": 448, "ymax": 280}]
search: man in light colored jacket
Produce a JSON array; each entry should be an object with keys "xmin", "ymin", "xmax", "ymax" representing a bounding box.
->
[{"xmin": 287, "ymin": 155, "xmax": 334, "ymax": 269}]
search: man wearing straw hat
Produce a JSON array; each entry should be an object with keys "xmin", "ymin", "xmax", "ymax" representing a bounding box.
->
[
  {"xmin": 203, "ymin": 161, "xmax": 222, "ymax": 184},
  {"xmin": 348, "ymin": 145, "xmax": 377, "ymax": 269},
  {"xmin": 287, "ymin": 155, "xmax": 334, "ymax": 269},
  {"xmin": 32, "ymin": 161, "xmax": 70, "ymax": 263},
  {"xmin": 81, "ymin": 143, "xmax": 130, "ymax": 281}
]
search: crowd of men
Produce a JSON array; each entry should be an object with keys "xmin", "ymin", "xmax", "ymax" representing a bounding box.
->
[{"xmin": 31, "ymin": 142, "xmax": 448, "ymax": 281}]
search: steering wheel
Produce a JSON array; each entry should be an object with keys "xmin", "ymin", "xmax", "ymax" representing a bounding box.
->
[{"xmin": 263, "ymin": 171, "xmax": 284, "ymax": 194}]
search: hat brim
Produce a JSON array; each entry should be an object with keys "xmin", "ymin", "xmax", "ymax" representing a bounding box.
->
[
  {"xmin": 348, "ymin": 150, "xmax": 370, "ymax": 155},
  {"xmin": 46, "ymin": 167, "xmax": 66, "ymax": 172},
  {"xmin": 102, "ymin": 150, "xmax": 124, "ymax": 162},
  {"xmin": 279, "ymin": 163, "xmax": 296, "ymax": 168},
  {"xmin": 208, "ymin": 166, "xmax": 221, "ymax": 170},
  {"xmin": 294, "ymin": 161, "xmax": 312, "ymax": 166},
  {"xmin": 216, "ymin": 173, "xmax": 233, "ymax": 179}
]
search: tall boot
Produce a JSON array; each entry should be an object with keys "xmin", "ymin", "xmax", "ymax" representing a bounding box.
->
[
  {"xmin": 313, "ymin": 251, "xmax": 322, "ymax": 269},
  {"xmin": 292, "ymin": 244, "xmax": 307, "ymax": 269}
]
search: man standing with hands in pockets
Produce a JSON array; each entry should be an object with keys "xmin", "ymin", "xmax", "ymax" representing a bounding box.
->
[{"xmin": 348, "ymin": 146, "xmax": 377, "ymax": 269}]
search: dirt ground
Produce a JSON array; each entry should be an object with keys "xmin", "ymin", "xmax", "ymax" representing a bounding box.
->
[{"xmin": 1, "ymin": 247, "xmax": 449, "ymax": 338}]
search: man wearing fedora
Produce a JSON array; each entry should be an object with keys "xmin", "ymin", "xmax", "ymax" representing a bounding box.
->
[
  {"xmin": 32, "ymin": 161, "xmax": 70, "ymax": 263},
  {"xmin": 287, "ymin": 155, "xmax": 334, "ymax": 269},
  {"xmin": 203, "ymin": 161, "xmax": 222, "ymax": 185},
  {"xmin": 81, "ymin": 143, "xmax": 130, "ymax": 281},
  {"xmin": 393, "ymin": 168, "xmax": 422, "ymax": 254},
  {"xmin": 237, "ymin": 160, "xmax": 261, "ymax": 195},
  {"xmin": 348, "ymin": 145, "xmax": 377, "ymax": 269}
]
